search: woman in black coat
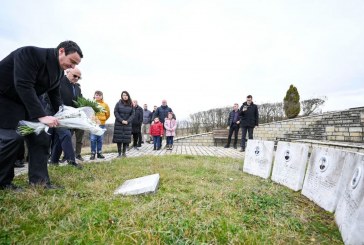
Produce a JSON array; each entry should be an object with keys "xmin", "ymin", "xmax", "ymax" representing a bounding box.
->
[{"xmin": 113, "ymin": 91, "xmax": 134, "ymax": 157}]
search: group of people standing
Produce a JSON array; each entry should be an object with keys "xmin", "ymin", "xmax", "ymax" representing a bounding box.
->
[
  {"xmin": 0, "ymin": 40, "xmax": 178, "ymax": 191},
  {"xmin": 224, "ymin": 95, "xmax": 259, "ymax": 152},
  {"xmin": 112, "ymin": 96, "xmax": 177, "ymax": 157}
]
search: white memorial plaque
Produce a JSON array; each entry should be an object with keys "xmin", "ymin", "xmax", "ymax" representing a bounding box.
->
[
  {"xmin": 301, "ymin": 147, "xmax": 350, "ymax": 212},
  {"xmin": 243, "ymin": 140, "xmax": 275, "ymax": 179},
  {"xmin": 335, "ymin": 153, "xmax": 364, "ymax": 245},
  {"xmin": 271, "ymin": 142, "xmax": 309, "ymax": 191},
  {"xmin": 114, "ymin": 173, "xmax": 160, "ymax": 196}
]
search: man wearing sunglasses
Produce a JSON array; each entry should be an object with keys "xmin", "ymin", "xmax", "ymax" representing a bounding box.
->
[
  {"xmin": 0, "ymin": 41, "xmax": 83, "ymax": 190},
  {"xmin": 49, "ymin": 67, "xmax": 84, "ymax": 169}
]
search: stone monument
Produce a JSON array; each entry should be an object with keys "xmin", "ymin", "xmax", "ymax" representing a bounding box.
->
[
  {"xmin": 301, "ymin": 147, "xmax": 352, "ymax": 212},
  {"xmin": 114, "ymin": 173, "xmax": 160, "ymax": 196},
  {"xmin": 271, "ymin": 142, "xmax": 309, "ymax": 191},
  {"xmin": 335, "ymin": 153, "xmax": 364, "ymax": 245},
  {"xmin": 243, "ymin": 140, "xmax": 275, "ymax": 179}
]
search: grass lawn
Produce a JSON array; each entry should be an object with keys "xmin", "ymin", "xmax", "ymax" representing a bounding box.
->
[{"xmin": 0, "ymin": 155, "xmax": 342, "ymax": 244}]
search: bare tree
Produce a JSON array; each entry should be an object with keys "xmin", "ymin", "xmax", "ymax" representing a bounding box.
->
[{"xmin": 301, "ymin": 97, "xmax": 327, "ymax": 116}]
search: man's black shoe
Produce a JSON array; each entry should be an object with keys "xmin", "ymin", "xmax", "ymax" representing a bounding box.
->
[
  {"xmin": 90, "ymin": 154, "xmax": 96, "ymax": 160},
  {"xmin": 0, "ymin": 183, "xmax": 22, "ymax": 192},
  {"xmin": 68, "ymin": 161, "xmax": 83, "ymax": 169},
  {"xmin": 134, "ymin": 146, "xmax": 139, "ymax": 151},
  {"xmin": 14, "ymin": 160, "xmax": 25, "ymax": 168},
  {"xmin": 224, "ymin": 145, "xmax": 230, "ymax": 148},
  {"xmin": 240, "ymin": 148, "xmax": 245, "ymax": 152},
  {"xmin": 97, "ymin": 153, "xmax": 105, "ymax": 159},
  {"xmin": 59, "ymin": 158, "xmax": 67, "ymax": 163},
  {"xmin": 234, "ymin": 145, "xmax": 237, "ymax": 149},
  {"xmin": 76, "ymin": 155, "xmax": 84, "ymax": 161}
]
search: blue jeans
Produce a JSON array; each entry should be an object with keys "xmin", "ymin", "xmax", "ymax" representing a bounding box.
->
[
  {"xmin": 90, "ymin": 125, "xmax": 106, "ymax": 153},
  {"xmin": 153, "ymin": 136, "xmax": 161, "ymax": 149},
  {"xmin": 166, "ymin": 136, "xmax": 174, "ymax": 145},
  {"xmin": 51, "ymin": 128, "xmax": 75, "ymax": 162}
]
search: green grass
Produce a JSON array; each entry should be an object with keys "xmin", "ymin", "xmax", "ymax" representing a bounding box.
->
[{"xmin": 0, "ymin": 155, "xmax": 342, "ymax": 244}]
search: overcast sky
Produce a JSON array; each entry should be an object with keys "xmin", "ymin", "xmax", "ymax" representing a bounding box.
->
[{"xmin": 1, "ymin": 0, "xmax": 363, "ymax": 121}]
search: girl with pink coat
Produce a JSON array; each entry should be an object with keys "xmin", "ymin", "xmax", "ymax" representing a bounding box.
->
[{"xmin": 164, "ymin": 112, "xmax": 177, "ymax": 150}]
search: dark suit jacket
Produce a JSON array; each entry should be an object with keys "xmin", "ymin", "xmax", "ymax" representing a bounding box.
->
[
  {"xmin": 0, "ymin": 46, "xmax": 63, "ymax": 128},
  {"xmin": 59, "ymin": 76, "xmax": 82, "ymax": 107}
]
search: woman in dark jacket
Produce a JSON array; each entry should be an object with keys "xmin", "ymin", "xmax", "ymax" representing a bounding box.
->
[{"xmin": 113, "ymin": 91, "xmax": 134, "ymax": 157}]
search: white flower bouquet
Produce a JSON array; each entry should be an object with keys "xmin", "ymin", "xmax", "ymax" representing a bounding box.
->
[{"xmin": 17, "ymin": 106, "xmax": 106, "ymax": 136}]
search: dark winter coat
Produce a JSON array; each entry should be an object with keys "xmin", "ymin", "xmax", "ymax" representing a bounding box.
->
[
  {"xmin": 132, "ymin": 105, "xmax": 143, "ymax": 133},
  {"xmin": 153, "ymin": 105, "xmax": 173, "ymax": 123},
  {"xmin": 228, "ymin": 110, "xmax": 240, "ymax": 127},
  {"xmin": 59, "ymin": 76, "xmax": 82, "ymax": 107},
  {"xmin": 0, "ymin": 46, "xmax": 63, "ymax": 129},
  {"xmin": 113, "ymin": 100, "xmax": 134, "ymax": 143},
  {"xmin": 239, "ymin": 102, "xmax": 259, "ymax": 128}
]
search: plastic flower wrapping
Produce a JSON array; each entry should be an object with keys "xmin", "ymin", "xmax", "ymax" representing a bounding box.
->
[{"xmin": 17, "ymin": 106, "xmax": 106, "ymax": 136}]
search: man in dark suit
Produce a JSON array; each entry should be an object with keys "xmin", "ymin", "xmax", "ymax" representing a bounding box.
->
[
  {"xmin": 0, "ymin": 41, "xmax": 83, "ymax": 190},
  {"xmin": 49, "ymin": 67, "xmax": 83, "ymax": 169},
  {"xmin": 224, "ymin": 103, "xmax": 240, "ymax": 149},
  {"xmin": 239, "ymin": 95, "xmax": 259, "ymax": 152}
]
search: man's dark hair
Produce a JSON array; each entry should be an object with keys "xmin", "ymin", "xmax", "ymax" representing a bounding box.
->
[
  {"xmin": 247, "ymin": 95, "xmax": 253, "ymax": 99},
  {"xmin": 57, "ymin": 40, "xmax": 83, "ymax": 58}
]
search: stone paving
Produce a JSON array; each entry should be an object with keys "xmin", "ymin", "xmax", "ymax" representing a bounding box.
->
[{"xmin": 15, "ymin": 144, "xmax": 245, "ymax": 176}]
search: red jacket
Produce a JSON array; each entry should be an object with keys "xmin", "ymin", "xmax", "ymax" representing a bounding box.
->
[{"xmin": 149, "ymin": 121, "xmax": 164, "ymax": 136}]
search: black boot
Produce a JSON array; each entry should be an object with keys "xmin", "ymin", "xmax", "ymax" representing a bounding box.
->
[
  {"xmin": 90, "ymin": 153, "xmax": 96, "ymax": 160},
  {"xmin": 97, "ymin": 153, "xmax": 105, "ymax": 159}
]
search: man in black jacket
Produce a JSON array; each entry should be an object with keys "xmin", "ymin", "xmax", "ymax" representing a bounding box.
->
[
  {"xmin": 0, "ymin": 41, "xmax": 83, "ymax": 190},
  {"xmin": 131, "ymin": 100, "xmax": 144, "ymax": 149},
  {"xmin": 239, "ymin": 95, "xmax": 259, "ymax": 152},
  {"xmin": 49, "ymin": 67, "xmax": 83, "ymax": 168},
  {"xmin": 224, "ymin": 103, "xmax": 240, "ymax": 149}
]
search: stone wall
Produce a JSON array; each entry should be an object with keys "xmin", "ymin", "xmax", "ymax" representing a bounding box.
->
[
  {"xmin": 173, "ymin": 133, "xmax": 214, "ymax": 146},
  {"xmin": 253, "ymin": 107, "xmax": 364, "ymax": 143}
]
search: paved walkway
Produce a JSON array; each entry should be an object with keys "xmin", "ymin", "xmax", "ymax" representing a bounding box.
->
[{"xmin": 15, "ymin": 145, "xmax": 244, "ymax": 176}]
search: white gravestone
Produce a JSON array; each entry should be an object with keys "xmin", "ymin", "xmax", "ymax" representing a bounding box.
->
[
  {"xmin": 301, "ymin": 147, "xmax": 351, "ymax": 212},
  {"xmin": 271, "ymin": 142, "xmax": 309, "ymax": 191},
  {"xmin": 114, "ymin": 173, "xmax": 160, "ymax": 196},
  {"xmin": 335, "ymin": 153, "xmax": 364, "ymax": 245},
  {"xmin": 243, "ymin": 140, "xmax": 275, "ymax": 179}
]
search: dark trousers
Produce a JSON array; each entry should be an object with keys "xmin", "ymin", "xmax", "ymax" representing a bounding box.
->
[
  {"xmin": 241, "ymin": 126, "xmax": 254, "ymax": 149},
  {"xmin": 71, "ymin": 129, "xmax": 84, "ymax": 156},
  {"xmin": 117, "ymin": 143, "xmax": 128, "ymax": 154},
  {"xmin": 17, "ymin": 139, "xmax": 25, "ymax": 161},
  {"xmin": 0, "ymin": 129, "xmax": 23, "ymax": 186},
  {"xmin": 132, "ymin": 132, "xmax": 142, "ymax": 147},
  {"xmin": 25, "ymin": 132, "xmax": 52, "ymax": 185},
  {"xmin": 51, "ymin": 128, "xmax": 75, "ymax": 163},
  {"xmin": 0, "ymin": 128, "xmax": 52, "ymax": 186},
  {"xmin": 166, "ymin": 136, "xmax": 174, "ymax": 145},
  {"xmin": 153, "ymin": 136, "xmax": 161, "ymax": 149},
  {"xmin": 227, "ymin": 124, "xmax": 240, "ymax": 147}
]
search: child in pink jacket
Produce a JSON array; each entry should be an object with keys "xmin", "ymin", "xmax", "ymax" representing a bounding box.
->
[{"xmin": 164, "ymin": 112, "xmax": 177, "ymax": 150}]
